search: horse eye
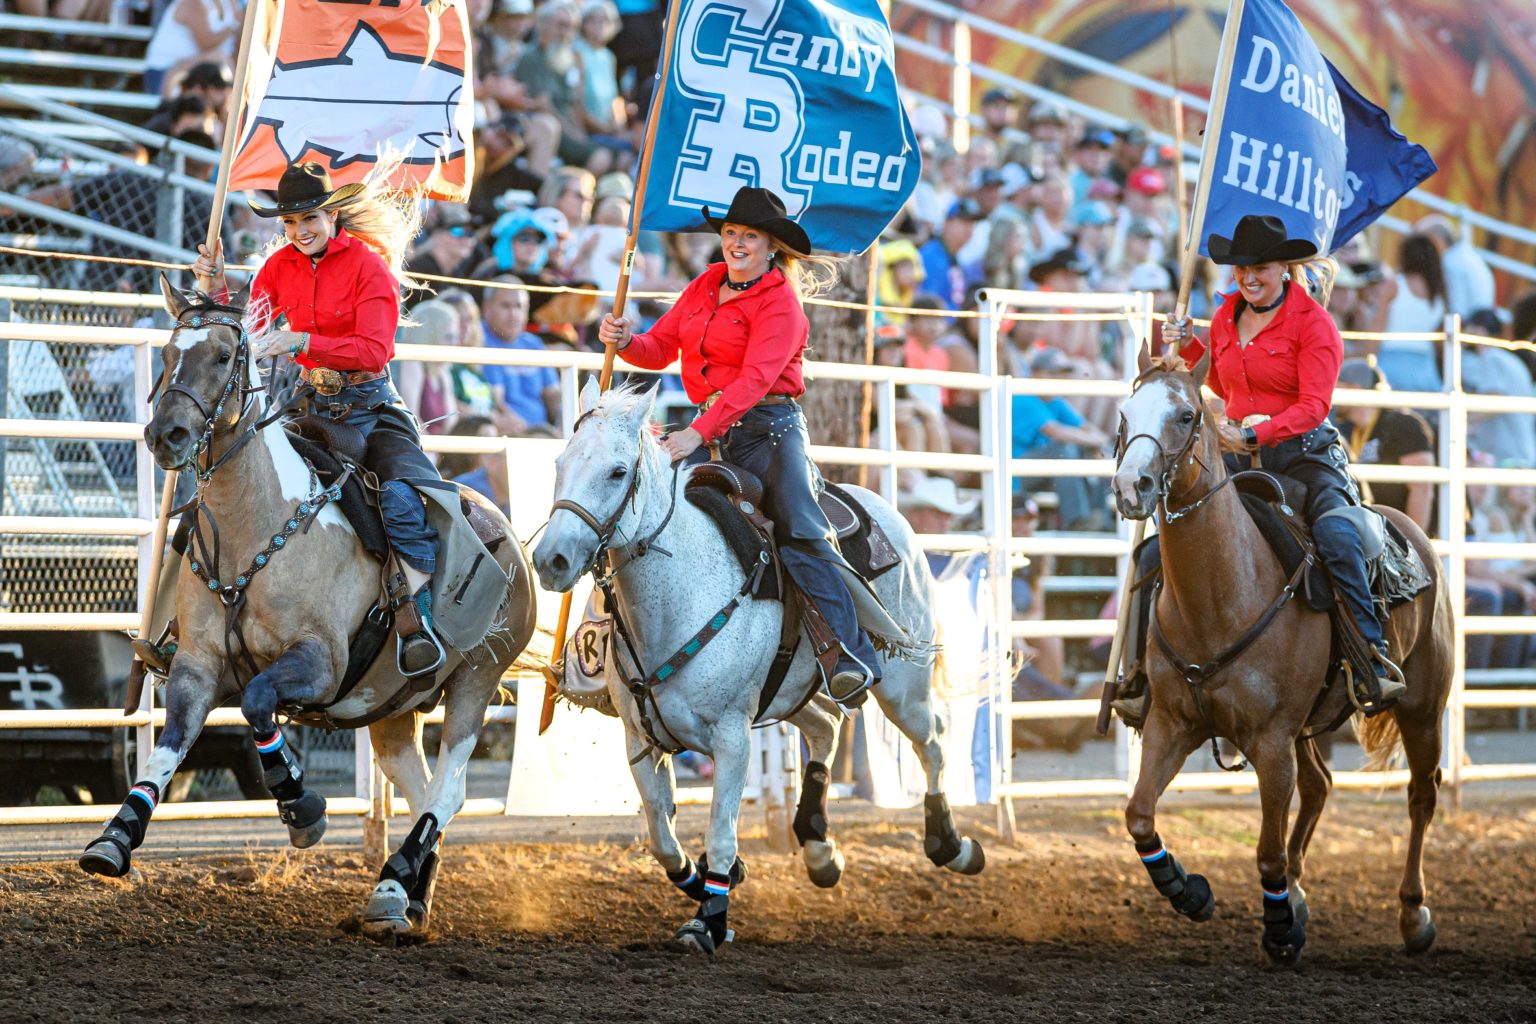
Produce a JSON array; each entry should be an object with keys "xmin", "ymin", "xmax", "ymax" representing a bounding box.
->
[
  {"xmin": 216, "ymin": 349, "xmax": 232, "ymax": 364},
  {"xmin": 1179, "ymin": 410, "xmax": 1195, "ymax": 425},
  {"xmin": 609, "ymin": 465, "xmax": 628, "ymax": 480}
]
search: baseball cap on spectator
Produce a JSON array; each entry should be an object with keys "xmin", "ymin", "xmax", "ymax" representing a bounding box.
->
[
  {"xmin": 1028, "ymin": 247, "xmax": 1091, "ymax": 284},
  {"xmin": 997, "ymin": 162, "xmax": 1038, "ymax": 196},
  {"xmin": 1332, "ymin": 262, "xmax": 1365, "ymax": 290},
  {"xmin": 1337, "ymin": 358, "xmax": 1387, "ymax": 391},
  {"xmin": 946, "ymin": 197, "xmax": 984, "ymax": 222},
  {"xmin": 1127, "ymin": 167, "xmax": 1167, "ymax": 196},
  {"xmin": 1028, "ymin": 101, "xmax": 1066, "ymax": 125},
  {"xmin": 982, "ymin": 87, "xmax": 1015, "ymax": 106},
  {"xmin": 594, "ymin": 171, "xmax": 634, "ymax": 201},
  {"xmin": 431, "ymin": 204, "xmax": 476, "ymax": 230},
  {"xmin": 973, "ymin": 167, "xmax": 1008, "ymax": 190},
  {"xmin": 1077, "ymin": 128, "xmax": 1116, "ymax": 149},
  {"xmin": 1069, "ymin": 200, "xmax": 1115, "ymax": 228},
  {"xmin": 1027, "ymin": 346, "xmax": 1076, "ymax": 375},
  {"xmin": 1464, "ymin": 308, "xmax": 1506, "ymax": 338},
  {"xmin": 873, "ymin": 324, "xmax": 906, "ymax": 350},
  {"xmin": 1117, "ymin": 123, "xmax": 1149, "ymax": 147},
  {"xmin": 495, "ymin": 0, "xmax": 534, "ymax": 13},
  {"xmin": 1126, "ymin": 218, "xmax": 1160, "ymax": 239},
  {"xmin": 184, "ymin": 62, "xmax": 234, "ymax": 89},
  {"xmin": 1126, "ymin": 262, "xmax": 1174, "ymax": 292}
]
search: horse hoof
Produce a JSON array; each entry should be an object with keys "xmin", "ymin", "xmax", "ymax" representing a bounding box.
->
[
  {"xmin": 674, "ymin": 918, "xmax": 731, "ymax": 955},
  {"xmin": 280, "ymin": 790, "xmax": 327, "ymax": 849},
  {"xmin": 79, "ymin": 838, "xmax": 130, "ymax": 878},
  {"xmin": 1175, "ymin": 873, "xmax": 1216, "ymax": 922},
  {"xmin": 1401, "ymin": 906, "xmax": 1436, "ymax": 955},
  {"xmin": 362, "ymin": 880, "xmax": 412, "ymax": 943},
  {"xmin": 943, "ymin": 837, "xmax": 985, "ymax": 876},
  {"xmin": 803, "ymin": 839, "xmax": 844, "ymax": 889},
  {"xmin": 1261, "ymin": 937, "xmax": 1305, "ymax": 969}
]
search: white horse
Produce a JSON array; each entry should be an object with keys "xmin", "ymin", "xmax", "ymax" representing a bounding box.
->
[{"xmin": 532, "ymin": 381, "xmax": 984, "ymax": 953}]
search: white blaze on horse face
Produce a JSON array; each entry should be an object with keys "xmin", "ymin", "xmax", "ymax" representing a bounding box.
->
[
  {"xmin": 1112, "ymin": 377, "xmax": 1178, "ymax": 512},
  {"xmin": 167, "ymin": 327, "xmax": 211, "ymax": 386}
]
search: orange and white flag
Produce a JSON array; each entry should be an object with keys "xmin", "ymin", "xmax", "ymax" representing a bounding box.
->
[{"xmin": 228, "ymin": 0, "xmax": 475, "ymax": 201}]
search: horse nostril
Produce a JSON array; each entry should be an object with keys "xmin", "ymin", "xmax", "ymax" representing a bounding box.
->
[
  {"xmin": 164, "ymin": 426, "xmax": 191, "ymax": 449},
  {"xmin": 1136, "ymin": 473, "xmax": 1155, "ymax": 496},
  {"xmin": 551, "ymin": 553, "xmax": 569, "ymax": 575}
]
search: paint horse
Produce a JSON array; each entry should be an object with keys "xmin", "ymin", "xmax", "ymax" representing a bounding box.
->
[
  {"xmin": 80, "ymin": 279, "xmax": 538, "ymax": 941},
  {"xmin": 532, "ymin": 382, "xmax": 984, "ymax": 953},
  {"xmin": 1110, "ymin": 350, "xmax": 1452, "ymax": 965}
]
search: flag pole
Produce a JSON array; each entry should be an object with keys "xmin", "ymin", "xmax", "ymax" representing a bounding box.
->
[
  {"xmin": 1174, "ymin": 0, "xmax": 1246, "ymax": 319},
  {"xmin": 125, "ymin": 0, "xmax": 263, "ymax": 716},
  {"xmin": 1096, "ymin": 0, "xmax": 1242, "ymax": 735},
  {"xmin": 539, "ymin": 0, "xmax": 685, "ymax": 734}
]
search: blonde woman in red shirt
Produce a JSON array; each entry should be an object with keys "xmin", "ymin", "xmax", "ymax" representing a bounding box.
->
[
  {"xmin": 597, "ymin": 187, "xmax": 878, "ymax": 706},
  {"xmin": 1151, "ymin": 214, "xmax": 1405, "ymax": 708},
  {"xmin": 193, "ymin": 162, "xmax": 446, "ymax": 676}
]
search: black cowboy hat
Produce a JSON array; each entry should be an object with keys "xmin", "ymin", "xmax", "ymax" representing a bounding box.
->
[
  {"xmin": 1207, "ymin": 214, "xmax": 1317, "ymax": 267},
  {"xmin": 702, "ymin": 186, "xmax": 812, "ymax": 256},
  {"xmin": 248, "ymin": 162, "xmax": 366, "ymax": 218}
]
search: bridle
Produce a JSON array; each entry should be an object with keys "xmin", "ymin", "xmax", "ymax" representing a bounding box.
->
[
  {"xmin": 547, "ymin": 409, "xmax": 680, "ymax": 578},
  {"xmin": 1114, "ymin": 366, "xmax": 1213, "ymax": 524},
  {"xmin": 150, "ymin": 307, "xmax": 265, "ymax": 484}
]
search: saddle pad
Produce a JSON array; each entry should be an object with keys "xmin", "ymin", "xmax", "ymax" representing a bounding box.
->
[
  {"xmin": 683, "ymin": 486, "xmax": 780, "ymax": 601},
  {"xmin": 284, "ymin": 427, "xmax": 390, "ymax": 561},
  {"xmin": 822, "ymin": 483, "xmax": 901, "ymax": 581}
]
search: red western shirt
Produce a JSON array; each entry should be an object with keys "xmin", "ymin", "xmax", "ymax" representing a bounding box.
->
[
  {"xmin": 1182, "ymin": 283, "xmax": 1342, "ymax": 446},
  {"xmin": 251, "ymin": 227, "xmax": 401, "ymax": 372},
  {"xmin": 619, "ymin": 263, "xmax": 809, "ymax": 441}
]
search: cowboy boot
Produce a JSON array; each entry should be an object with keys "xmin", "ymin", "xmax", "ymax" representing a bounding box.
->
[
  {"xmin": 826, "ymin": 649, "xmax": 876, "ymax": 709},
  {"xmin": 131, "ymin": 618, "xmax": 179, "ymax": 676},
  {"xmin": 1109, "ymin": 660, "xmax": 1149, "ymax": 728},
  {"xmin": 398, "ymin": 585, "xmax": 446, "ymax": 678},
  {"xmin": 1368, "ymin": 644, "xmax": 1407, "ymax": 708}
]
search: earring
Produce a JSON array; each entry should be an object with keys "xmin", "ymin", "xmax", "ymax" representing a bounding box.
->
[{"xmin": 1281, "ymin": 271, "xmax": 1292, "ymax": 281}]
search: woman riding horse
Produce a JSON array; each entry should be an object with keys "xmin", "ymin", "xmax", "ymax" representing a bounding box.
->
[
  {"xmin": 596, "ymin": 186, "xmax": 878, "ymax": 706},
  {"xmin": 1116, "ymin": 214, "xmax": 1406, "ymax": 721},
  {"xmin": 193, "ymin": 162, "xmax": 445, "ymax": 675}
]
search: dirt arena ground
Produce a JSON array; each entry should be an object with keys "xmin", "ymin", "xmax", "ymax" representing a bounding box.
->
[{"xmin": 1, "ymin": 792, "xmax": 1532, "ymax": 1024}]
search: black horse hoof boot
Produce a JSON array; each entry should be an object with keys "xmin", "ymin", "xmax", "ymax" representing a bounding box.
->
[{"xmin": 1172, "ymin": 873, "xmax": 1216, "ymax": 922}]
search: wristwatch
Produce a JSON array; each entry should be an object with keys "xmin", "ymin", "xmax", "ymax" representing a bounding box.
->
[{"xmin": 1242, "ymin": 426, "xmax": 1259, "ymax": 447}]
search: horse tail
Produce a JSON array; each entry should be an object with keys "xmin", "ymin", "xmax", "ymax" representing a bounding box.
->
[{"xmin": 1357, "ymin": 709, "xmax": 1405, "ymax": 773}]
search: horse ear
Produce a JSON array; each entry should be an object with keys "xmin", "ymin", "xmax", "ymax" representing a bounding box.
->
[
  {"xmin": 1190, "ymin": 344, "xmax": 1211, "ymax": 387},
  {"xmin": 1136, "ymin": 338, "xmax": 1152, "ymax": 375},
  {"xmin": 227, "ymin": 282, "xmax": 251, "ymax": 312},
  {"xmin": 159, "ymin": 272, "xmax": 192, "ymax": 319},
  {"xmin": 579, "ymin": 374, "xmax": 601, "ymax": 413},
  {"xmin": 642, "ymin": 380, "xmax": 659, "ymax": 421}
]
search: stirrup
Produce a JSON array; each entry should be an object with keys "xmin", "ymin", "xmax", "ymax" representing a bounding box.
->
[
  {"xmin": 131, "ymin": 619, "xmax": 178, "ymax": 676},
  {"xmin": 1110, "ymin": 692, "xmax": 1147, "ymax": 728},
  {"xmin": 826, "ymin": 662, "xmax": 875, "ymax": 709},
  {"xmin": 398, "ymin": 628, "xmax": 446, "ymax": 680}
]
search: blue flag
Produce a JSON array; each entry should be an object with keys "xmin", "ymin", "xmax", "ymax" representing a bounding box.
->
[
  {"xmin": 1201, "ymin": 0, "xmax": 1435, "ymax": 256},
  {"xmin": 638, "ymin": 0, "xmax": 919, "ymax": 254}
]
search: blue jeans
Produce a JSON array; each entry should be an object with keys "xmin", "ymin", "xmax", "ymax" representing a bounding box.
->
[
  {"xmin": 305, "ymin": 377, "xmax": 440, "ymax": 574},
  {"xmin": 702, "ymin": 403, "xmax": 879, "ymax": 679}
]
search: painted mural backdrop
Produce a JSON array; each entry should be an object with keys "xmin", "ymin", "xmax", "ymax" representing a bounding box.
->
[{"xmin": 893, "ymin": 0, "xmax": 1536, "ymax": 263}]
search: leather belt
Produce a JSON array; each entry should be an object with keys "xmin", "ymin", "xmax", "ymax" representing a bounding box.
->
[
  {"xmin": 699, "ymin": 391, "xmax": 796, "ymax": 412},
  {"xmin": 301, "ymin": 366, "xmax": 388, "ymax": 397}
]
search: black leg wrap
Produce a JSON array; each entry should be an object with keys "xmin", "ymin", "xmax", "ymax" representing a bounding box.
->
[
  {"xmin": 1137, "ymin": 835, "xmax": 1214, "ymax": 921},
  {"xmin": 694, "ymin": 872, "xmax": 731, "ymax": 946},
  {"xmin": 696, "ymin": 852, "xmax": 747, "ymax": 889},
  {"xmin": 380, "ymin": 813, "xmax": 442, "ymax": 891},
  {"xmin": 793, "ymin": 761, "xmax": 831, "ymax": 846},
  {"xmin": 278, "ymin": 789, "xmax": 326, "ymax": 830},
  {"xmin": 924, "ymin": 793, "xmax": 964, "ymax": 867},
  {"xmin": 255, "ymin": 729, "xmax": 305, "ymax": 802},
  {"xmin": 1261, "ymin": 877, "xmax": 1305, "ymax": 963},
  {"xmin": 406, "ymin": 849, "xmax": 442, "ymax": 930},
  {"xmin": 667, "ymin": 857, "xmax": 708, "ymax": 901},
  {"xmin": 111, "ymin": 781, "xmax": 160, "ymax": 849}
]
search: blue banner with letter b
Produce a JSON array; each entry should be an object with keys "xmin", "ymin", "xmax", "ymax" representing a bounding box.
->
[
  {"xmin": 639, "ymin": 0, "xmax": 919, "ymax": 254},
  {"xmin": 1201, "ymin": 0, "xmax": 1436, "ymax": 256}
]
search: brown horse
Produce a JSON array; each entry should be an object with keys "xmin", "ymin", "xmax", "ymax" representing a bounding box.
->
[
  {"xmin": 1109, "ymin": 349, "xmax": 1453, "ymax": 966},
  {"xmin": 79, "ymin": 279, "xmax": 538, "ymax": 942}
]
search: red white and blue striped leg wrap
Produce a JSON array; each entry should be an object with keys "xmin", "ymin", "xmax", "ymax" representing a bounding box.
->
[{"xmin": 254, "ymin": 726, "xmax": 304, "ymax": 801}]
